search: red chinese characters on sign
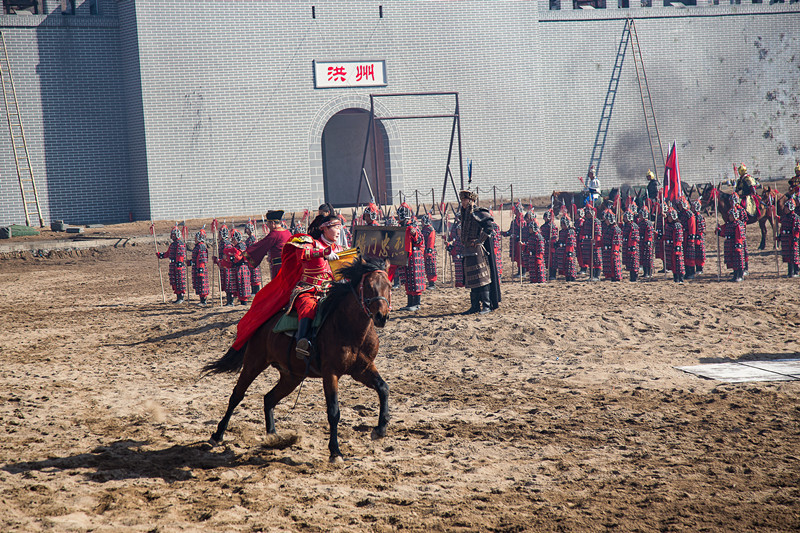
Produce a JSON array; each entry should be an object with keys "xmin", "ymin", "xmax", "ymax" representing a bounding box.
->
[
  {"xmin": 356, "ymin": 64, "xmax": 374, "ymax": 82},
  {"xmin": 327, "ymin": 66, "xmax": 346, "ymax": 82}
]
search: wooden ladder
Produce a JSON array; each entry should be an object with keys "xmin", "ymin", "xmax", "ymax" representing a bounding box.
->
[{"xmin": 0, "ymin": 30, "xmax": 43, "ymax": 227}]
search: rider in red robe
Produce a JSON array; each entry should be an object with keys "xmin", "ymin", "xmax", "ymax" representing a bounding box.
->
[{"xmin": 229, "ymin": 214, "xmax": 342, "ymax": 359}]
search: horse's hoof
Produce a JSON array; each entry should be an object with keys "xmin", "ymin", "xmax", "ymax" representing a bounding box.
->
[
  {"xmin": 329, "ymin": 455, "xmax": 344, "ymax": 464},
  {"xmin": 371, "ymin": 427, "xmax": 387, "ymax": 440},
  {"xmin": 209, "ymin": 436, "xmax": 222, "ymax": 447}
]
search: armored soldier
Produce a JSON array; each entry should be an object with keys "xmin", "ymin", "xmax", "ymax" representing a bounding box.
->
[
  {"xmin": 735, "ymin": 164, "xmax": 761, "ymax": 221},
  {"xmin": 503, "ymin": 202, "xmax": 524, "ymax": 277},
  {"xmin": 556, "ymin": 215, "xmax": 578, "ymax": 282},
  {"xmin": 789, "ymin": 163, "xmax": 800, "ymax": 197},
  {"xmin": 363, "ymin": 203, "xmax": 381, "ymax": 226},
  {"xmin": 243, "ymin": 222, "xmax": 262, "ymax": 295},
  {"xmin": 491, "ymin": 216, "xmax": 503, "ymax": 278},
  {"xmin": 460, "ymin": 190, "xmax": 501, "ymax": 314},
  {"xmin": 691, "ymin": 200, "xmax": 707, "ymax": 276},
  {"xmin": 397, "ymin": 203, "xmax": 426, "ymax": 312},
  {"xmin": 601, "ymin": 211, "xmax": 623, "ymax": 282},
  {"xmin": 156, "ymin": 225, "xmax": 188, "ymax": 303},
  {"xmin": 526, "ymin": 215, "xmax": 547, "ymax": 283},
  {"xmin": 676, "ymin": 198, "xmax": 697, "ymax": 279},
  {"xmin": 716, "ymin": 207, "xmax": 746, "ymax": 282},
  {"xmin": 217, "ymin": 224, "xmax": 235, "ymax": 305},
  {"xmin": 622, "ymin": 211, "xmax": 640, "ymax": 282},
  {"xmin": 420, "ymin": 213, "xmax": 438, "ymax": 289},
  {"xmin": 779, "ymin": 198, "xmax": 800, "ymax": 278},
  {"xmin": 664, "ymin": 208, "xmax": 685, "ymax": 283},
  {"xmin": 447, "ymin": 215, "xmax": 465, "ymax": 288},
  {"xmin": 540, "ymin": 209, "xmax": 559, "ymax": 280},
  {"xmin": 216, "ymin": 230, "xmax": 252, "ymax": 305},
  {"xmin": 581, "ymin": 207, "xmax": 603, "ymax": 280},
  {"xmin": 637, "ymin": 205, "xmax": 655, "ymax": 278},
  {"xmin": 187, "ymin": 228, "xmax": 210, "ymax": 305}
]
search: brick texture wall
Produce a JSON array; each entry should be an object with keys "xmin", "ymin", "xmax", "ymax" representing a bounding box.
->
[{"xmin": 0, "ymin": 0, "xmax": 797, "ymax": 225}]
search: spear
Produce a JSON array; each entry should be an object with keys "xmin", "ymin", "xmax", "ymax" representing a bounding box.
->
[
  {"xmin": 212, "ymin": 218, "xmax": 223, "ymax": 306},
  {"xmin": 151, "ymin": 221, "xmax": 166, "ymax": 303},
  {"xmin": 714, "ymin": 177, "xmax": 721, "ymax": 282},
  {"xmin": 182, "ymin": 221, "xmax": 191, "ymax": 303}
]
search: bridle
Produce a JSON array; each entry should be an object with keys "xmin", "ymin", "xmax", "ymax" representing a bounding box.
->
[{"xmin": 351, "ymin": 269, "xmax": 391, "ymax": 321}]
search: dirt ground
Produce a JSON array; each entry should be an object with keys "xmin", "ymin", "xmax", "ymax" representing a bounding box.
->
[{"xmin": 1, "ymin": 206, "xmax": 799, "ymax": 532}]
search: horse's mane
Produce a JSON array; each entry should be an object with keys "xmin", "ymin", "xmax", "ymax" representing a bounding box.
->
[{"xmin": 323, "ymin": 256, "xmax": 387, "ymax": 310}]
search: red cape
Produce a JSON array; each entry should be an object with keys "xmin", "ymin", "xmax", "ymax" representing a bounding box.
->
[{"xmin": 232, "ymin": 237, "xmax": 305, "ymax": 350}]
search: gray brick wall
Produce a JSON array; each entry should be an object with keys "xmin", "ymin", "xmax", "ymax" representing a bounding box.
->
[{"xmin": 1, "ymin": 0, "xmax": 797, "ymax": 226}]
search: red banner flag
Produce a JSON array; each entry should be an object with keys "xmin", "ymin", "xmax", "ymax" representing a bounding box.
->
[
  {"xmin": 211, "ymin": 218, "xmax": 218, "ymax": 233},
  {"xmin": 663, "ymin": 142, "xmax": 682, "ymax": 202},
  {"xmin": 149, "ymin": 222, "xmax": 155, "ymax": 235}
]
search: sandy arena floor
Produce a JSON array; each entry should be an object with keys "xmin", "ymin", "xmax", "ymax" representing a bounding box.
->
[{"xmin": 0, "ymin": 212, "xmax": 798, "ymax": 532}]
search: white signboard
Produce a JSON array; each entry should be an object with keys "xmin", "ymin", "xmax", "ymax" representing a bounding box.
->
[{"xmin": 313, "ymin": 60, "xmax": 387, "ymax": 89}]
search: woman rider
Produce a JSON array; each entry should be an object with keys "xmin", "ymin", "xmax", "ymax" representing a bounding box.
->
[{"xmin": 226, "ymin": 213, "xmax": 342, "ymax": 360}]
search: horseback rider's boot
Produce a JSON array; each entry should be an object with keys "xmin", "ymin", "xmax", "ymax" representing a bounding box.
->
[
  {"xmin": 478, "ymin": 286, "xmax": 492, "ymax": 314},
  {"xmin": 685, "ymin": 265, "xmax": 696, "ymax": 280},
  {"xmin": 461, "ymin": 288, "xmax": 480, "ymax": 315},
  {"xmin": 295, "ymin": 317, "xmax": 313, "ymax": 359}
]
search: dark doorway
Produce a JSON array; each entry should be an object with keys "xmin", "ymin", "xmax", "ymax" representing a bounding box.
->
[{"xmin": 321, "ymin": 108, "xmax": 389, "ymax": 208}]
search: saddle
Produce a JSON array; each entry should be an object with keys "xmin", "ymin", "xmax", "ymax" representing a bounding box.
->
[{"xmin": 742, "ymin": 194, "xmax": 761, "ymax": 223}]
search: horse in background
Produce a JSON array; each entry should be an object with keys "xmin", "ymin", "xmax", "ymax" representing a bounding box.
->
[{"xmin": 700, "ymin": 184, "xmax": 780, "ymax": 250}]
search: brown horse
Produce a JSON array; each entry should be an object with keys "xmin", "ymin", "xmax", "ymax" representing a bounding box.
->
[
  {"xmin": 202, "ymin": 257, "xmax": 392, "ymax": 461},
  {"xmin": 700, "ymin": 184, "xmax": 781, "ymax": 250}
]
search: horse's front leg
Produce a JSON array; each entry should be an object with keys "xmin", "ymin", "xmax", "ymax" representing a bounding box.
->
[
  {"xmin": 352, "ymin": 364, "xmax": 389, "ymax": 440},
  {"xmin": 323, "ymin": 373, "xmax": 342, "ymax": 461},
  {"xmin": 759, "ymin": 218, "xmax": 767, "ymax": 250}
]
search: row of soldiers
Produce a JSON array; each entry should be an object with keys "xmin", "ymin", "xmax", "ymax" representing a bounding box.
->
[
  {"xmin": 156, "ymin": 190, "xmax": 800, "ymax": 304},
  {"xmin": 156, "ymin": 221, "xmax": 263, "ymax": 305},
  {"xmin": 486, "ymin": 197, "xmax": 709, "ymax": 284}
]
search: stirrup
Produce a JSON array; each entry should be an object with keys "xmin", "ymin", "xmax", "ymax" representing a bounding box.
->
[{"xmin": 296, "ymin": 338, "xmax": 311, "ymax": 359}]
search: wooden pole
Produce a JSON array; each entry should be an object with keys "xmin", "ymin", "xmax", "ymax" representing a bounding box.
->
[
  {"xmin": 714, "ymin": 179, "xmax": 721, "ymax": 282},
  {"xmin": 182, "ymin": 221, "xmax": 191, "ymax": 303},
  {"xmin": 151, "ymin": 222, "xmax": 166, "ymax": 303}
]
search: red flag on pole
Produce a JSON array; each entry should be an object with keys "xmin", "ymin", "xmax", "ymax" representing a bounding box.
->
[
  {"xmin": 149, "ymin": 222, "xmax": 155, "ymax": 235},
  {"xmin": 663, "ymin": 142, "xmax": 682, "ymax": 202}
]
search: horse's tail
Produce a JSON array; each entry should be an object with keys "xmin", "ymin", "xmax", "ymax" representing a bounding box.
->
[{"xmin": 202, "ymin": 344, "xmax": 246, "ymax": 375}]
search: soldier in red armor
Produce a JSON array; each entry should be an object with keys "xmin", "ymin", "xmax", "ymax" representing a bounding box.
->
[
  {"xmin": 601, "ymin": 211, "xmax": 622, "ymax": 282},
  {"xmin": 622, "ymin": 210, "xmax": 640, "ymax": 282},
  {"xmin": 540, "ymin": 209, "xmax": 559, "ymax": 281},
  {"xmin": 789, "ymin": 163, "xmax": 800, "ymax": 197},
  {"xmin": 676, "ymin": 198, "xmax": 697, "ymax": 280},
  {"xmin": 243, "ymin": 222, "xmax": 262, "ymax": 295},
  {"xmin": 156, "ymin": 226, "xmax": 188, "ymax": 303},
  {"xmin": 187, "ymin": 228, "xmax": 210, "ymax": 305},
  {"xmin": 363, "ymin": 203, "xmax": 381, "ymax": 226},
  {"xmin": 691, "ymin": 200, "xmax": 707, "ymax": 276},
  {"xmin": 556, "ymin": 215, "xmax": 578, "ymax": 282},
  {"xmin": 446, "ymin": 215, "xmax": 465, "ymax": 288},
  {"xmin": 503, "ymin": 201, "xmax": 525, "ymax": 277},
  {"xmin": 778, "ymin": 198, "xmax": 800, "ymax": 277},
  {"xmin": 637, "ymin": 205, "xmax": 655, "ymax": 279},
  {"xmin": 582, "ymin": 207, "xmax": 603, "ymax": 281},
  {"xmin": 216, "ymin": 230, "xmax": 252, "ymax": 305},
  {"xmin": 244, "ymin": 210, "xmax": 292, "ymax": 282},
  {"xmin": 716, "ymin": 207, "xmax": 746, "ymax": 282},
  {"xmin": 664, "ymin": 208, "xmax": 685, "ymax": 283},
  {"xmin": 217, "ymin": 224, "xmax": 235, "ymax": 305},
  {"xmin": 526, "ymin": 214, "xmax": 547, "ymax": 283},
  {"xmin": 420, "ymin": 213, "xmax": 438, "ymax": 289},
  {"xmin": 396, "ymin": 203, "xmax": 426, "ymax": 312}
]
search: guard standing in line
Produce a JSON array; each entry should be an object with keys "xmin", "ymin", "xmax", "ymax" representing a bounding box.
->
[
  {"xmin": 420, "ymin": 213, "xmax": 438, "ymax": 289},
  {"xmin": 691, "ymin": 200, "xmax": 707, "ymax": 276},
  {"xmin": 779, "ymin": 198, "xmax": 800, "ymax": 277},
  {"xmin": 396, "ymin": 203, "xmax": 426, "ymax": 312},
  {"xmin": 601, "ymin": 211, "xmax": 623, "ymax": 282},
  {"xmin": 187, "ymin": 228, "xmax": 210, "ymax": 305},
  {"xmin": 637, "ymin": 205, "xmax": 655, "ymax": 278},
  {"xmin": 447, "ymin": 215, "xmax": 465, "ymax": 288},
  {"xmin": 459, "ymin": 190, "xmax": 501, "ymax": 314},
  {"xmin": 664, "ymin": 208, "xmax": 686, "ymax": 283},
  {"xmin": 243, "ymin": 222, "xmax": 262, "ymax": 295},
  {"xmin": 622, "ymin": 211, "xmax": 640, "ymax": 282},
  {"xmin": 157, "ymin": 225, "xmax": 188, "ymax": 303}
]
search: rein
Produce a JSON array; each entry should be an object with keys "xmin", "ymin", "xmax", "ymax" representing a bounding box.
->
[{"xmin": 350, "ymin": 269, "xmax": 391, "ymax": 321}]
